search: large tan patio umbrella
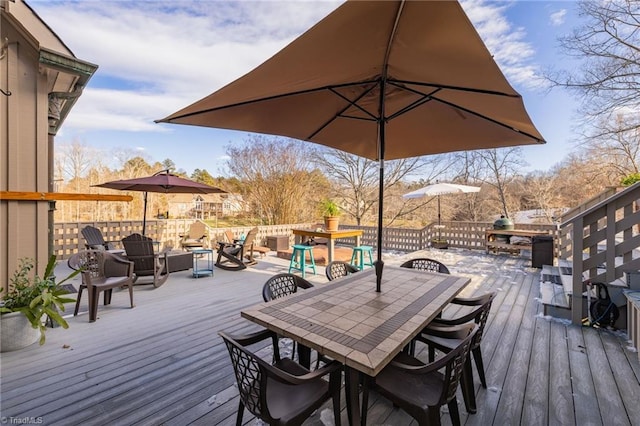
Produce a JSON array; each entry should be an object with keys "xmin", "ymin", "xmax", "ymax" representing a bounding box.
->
[
  {"xmin": 95, "ymin": 170, "xmax": 226, "ymax": 234},
  {"xmin": 157, "ymin": 0, "xmax": 545, "ymax": 291}
]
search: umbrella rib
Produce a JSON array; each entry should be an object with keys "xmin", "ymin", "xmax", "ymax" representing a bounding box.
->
[
  {"xmin": 383, "ymin": 1, "xmax": 406, "ymax": 77},
  {"xmin": 160, "ymin": 80, "xmax": 380, "ymax": 122},
  {"xmin": 307, "ymin": 82, "xmax": 380, "ymax": 139},
  {"xmin": 390, "ymin": 78, "xmax": 522, "ymax": 98},
  {"xmin": 379, "ymin": 79, "xmax": 544, "ymax": 142},
  {"xmin": 431, "ymin": 96, "xmax": 545, "ymax": 142},
  {"xmin": 329, "ymin": 85, "xmax": 378, "ymax": 120},
  {"xmin": 386, "ymin": 86, "xmax": 442, "ymax": 121}
]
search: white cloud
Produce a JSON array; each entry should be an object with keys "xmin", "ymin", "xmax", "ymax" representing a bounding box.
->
[
  {"xmin": 65, "ymin": 88, "xmax": 184, "ymax": 132},
  {"xmin": 460, "ymin": 0, "xmax": 547, "ymax": 90},
  {"xmin": 31, "ymin": 0, "xmax": 547, "ymax": 135},
  {"xmin": 550, "ymin": 9, "xmax": 567, "ymax": 26},
  {"xmin": 30, "ymin": 1, "xmax": 341, "ymax": 133}
]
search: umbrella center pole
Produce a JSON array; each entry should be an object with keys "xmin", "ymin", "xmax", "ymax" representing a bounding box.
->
[
  {"xmin": 375, "ymin": 77, "xmax": 387, "ymax": 293},
  {"xmin": 142, "ymin": 191, "xmax": 148, "ymax": 235},
  {"xmin": 375, "ymin": 157, "xmax": 385, "ymax": 293},
  {"xmin": 437, "ymin": 195, "xmax": 441, "ymax": 241}
]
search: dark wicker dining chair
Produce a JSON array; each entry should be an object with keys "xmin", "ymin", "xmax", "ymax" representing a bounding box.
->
[
  {"xmin": 262, "ymin": 273, "xmax": 314, "ymax": 302},
  {"xmin": 262, "ymin": 273, "xmax": 316, "ymax": 367},
  {"xmin": 401, "ymin": 257, "xmax": 451, "ymax": 355},
  {"xmin": 220, "ymin": 329, "xmax": 342, "ymax": 426},
  {"xmin": 400, "ymin": 257, "xmax": 451, "ymax": 274},
  {"xmin": 325, "ymin": 260, "xmax": 359, "ymax": 281},
  {"xmin": 67, "ymin": 250, "xmax": 135, "ymax": 322},
  {"xmin": 362, "ymin": 323, "xmax": 478, "ymax": 426},
  {"xmin": 416, "ymin": 292, "xmax": 496, "ymax": 414}
]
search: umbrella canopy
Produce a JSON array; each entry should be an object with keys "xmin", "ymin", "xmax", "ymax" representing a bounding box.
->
[
  {"xmin": 403, "ymin": 182, "xmax": 481, "ymax": 241},
  {"xmin": 95, "ymin": 170, "xmax": 226, "ymax": 234},
  {"xmin": 158, "ymin": 0, "xmax": 545, "ymax": 290}
]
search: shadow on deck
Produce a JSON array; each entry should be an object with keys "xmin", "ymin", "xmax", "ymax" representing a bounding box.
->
[{"xmin": 1, "ymin": 248, "xmax": 639, "ymax": 425}]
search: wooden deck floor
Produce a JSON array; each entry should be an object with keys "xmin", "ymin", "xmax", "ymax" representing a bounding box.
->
[{"xmin": 1, "ymin": 249, "xmax": 639, "ymax": 425}]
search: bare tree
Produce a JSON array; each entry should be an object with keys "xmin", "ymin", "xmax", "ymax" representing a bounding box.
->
[
  {"xmin": 477, "ymin": 147, "xmax": 527, "ymax": 218},
  {"xmin": 56, "ymin": 140, "xmax": 96, "ymax": 220},
  {"xmin": 581, "ymin": 114, "xmax": 640, "ymax": 181},
  {"xmin": 311, "ymin": 149, "xmax": 440, "ymax": 225},
  {"xmin": 518, "ymin": 172, "xmax": 565, "ymax": 223},
  {"xmin": 445, "ymin": 150, "xmax": 492, "ymax": 221},
  {"xmin": 447, "ymin": 151, "xmax": 486, "ymax": 183},
  {"xmin": 548, "ymin": 1, "xmax": 640, "ymax": 133},
  {"xmin": 226, "ymin": 136, "xmax": 322, "ymax": 225}
]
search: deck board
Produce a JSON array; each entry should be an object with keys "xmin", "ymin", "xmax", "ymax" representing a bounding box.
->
[
  {"xmin": 583, "ymin": 327, "xmax": 629, "ymax": 426},
  {"xmin": 493, "ymin": 269, "xmax": 537, "ymax": 425},
  {"xmin": 522, "ymin": 310, "xmax": 550, "ymax": 426},
  {"xmin": 567, "ymin": 325, "xmax": 602, "ymax": 425},
  {"xmin": 600, "ymin": 331, "xmax": 640, "ymax": 425},
  {"xmin": 465, "ymin": 259, "xmax": 527, "ymax": 426},
  {"xmin": 1, "ymin": 249, "xmax": 639, "ymax": 425},
  {"xmin": 547, "ymin": 321, "xmax": 575, "ymax": 426}
]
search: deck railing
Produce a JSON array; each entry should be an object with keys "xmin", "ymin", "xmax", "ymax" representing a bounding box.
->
[
  {"xmin": 53, "ymin": 221, "xmax": 316, "ymax": 258},
  {"xmin": 54, "ymin": 220, "xmax": 556, "ymax": 259},
  {"xmin": 559, "ymin": 181, "xmax": 640, "ymax": 325}
]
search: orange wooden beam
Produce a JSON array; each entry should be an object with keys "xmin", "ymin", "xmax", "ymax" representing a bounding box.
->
[{"xmin": 0, "ymin": 191, "xmax": 132, "ymax": 202}]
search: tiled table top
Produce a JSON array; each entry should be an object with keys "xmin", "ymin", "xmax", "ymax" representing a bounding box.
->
[{"xmin": 241, "ymin": 265, "xmax": 470, "ymax": 376}]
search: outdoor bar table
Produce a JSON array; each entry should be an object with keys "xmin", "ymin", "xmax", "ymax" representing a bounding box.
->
[
  {"xmin": 241, "ymin": 265, "xmax": 471, "ymax": 425},
  {"xmin": 292, "ymin": 228, "xmax": 364, "ymax": 263}
]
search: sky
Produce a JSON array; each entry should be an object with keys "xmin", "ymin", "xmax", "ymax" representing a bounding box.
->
[{"xmin": 27, "ymin": 0, "xmax": 584, "ymax": 177}]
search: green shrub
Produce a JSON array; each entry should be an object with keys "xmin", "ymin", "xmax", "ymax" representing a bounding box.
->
[{"xmin": 1, "ymin": 256, "xmax": 79, "ymax": 345}]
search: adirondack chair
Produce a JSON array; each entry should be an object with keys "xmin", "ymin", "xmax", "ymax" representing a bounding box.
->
[
  {"xmin": 215, "ymin": 227, "xmax": 259, "ymax": 271},
  {"xmin": 224, "ymin": 229, "xmax": 239, "ymax": 243},
  {"xmin": 122, "ymin": 233, "xmax": 169, "ymax": 287},
  {"xmin": 81, "ymin": 225, "xmax": 119, "ymax": 250},
  {"xmin": 179, "ymin": 221, "xmax": 208, "ymax": 251}
]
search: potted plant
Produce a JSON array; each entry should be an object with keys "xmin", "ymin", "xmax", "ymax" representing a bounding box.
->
[
  {"xmin": 430, "ymin": 239, "xmax": 449, "ymax": 249},
  {"xmin": 319, "ymin": 199, "xmax": 341, "ymax": 231},
  {"xmin": 431, "ymin": 224, "xmax": 448, "ymax": 249},
  {"xmin": 1, "ymin": 255, "xmax": 78, "ymax": 351}
]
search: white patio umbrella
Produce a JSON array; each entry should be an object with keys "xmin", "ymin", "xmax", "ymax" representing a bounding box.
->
[{"xmin": 403, "ymin": 182, "xmax": 481, "ymax": 242}]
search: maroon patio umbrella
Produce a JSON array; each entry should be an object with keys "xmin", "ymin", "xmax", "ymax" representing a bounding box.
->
[{"xmin": 95, "ymin": 170, "xmax": 226, "ymax": 234}]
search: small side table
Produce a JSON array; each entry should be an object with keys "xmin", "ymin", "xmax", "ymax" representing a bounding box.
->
[{"xmin": 191, "ymin": 249, "xmax": 214, "ymax": 278}]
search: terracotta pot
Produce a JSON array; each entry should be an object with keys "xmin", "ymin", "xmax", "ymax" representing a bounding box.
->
[
  {"xmin": 324, "ymin": 216, "xmax": 339, "ymax": 232},
  {"xmin": 0, "ymin": 311, "xmax": 39, "ymax": 352}
]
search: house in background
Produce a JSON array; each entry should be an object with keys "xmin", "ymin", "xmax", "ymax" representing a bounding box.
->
[
  {"xmin": 0, "ymin": 0, "xmax": 97, "ymax": 290},
  {"xmin": 166, "ymin": 193, "xmax": 246, "ymax": 220},
  {"xmin": 221, "ymin": 194, "xmax": 245, "ymax": 215},
  {"xmin": 167, "ymin": 193, "xmax": 225, "ymax": 220}
]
